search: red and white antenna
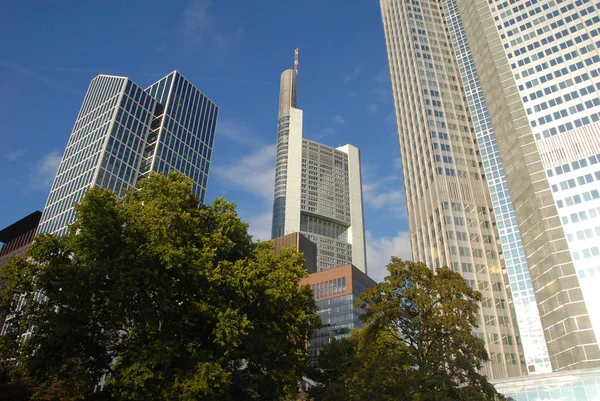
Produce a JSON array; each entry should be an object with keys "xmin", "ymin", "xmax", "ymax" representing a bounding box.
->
[{"xmin": 294, "ymin": 48, "xmax": 299, "ymax": 77}]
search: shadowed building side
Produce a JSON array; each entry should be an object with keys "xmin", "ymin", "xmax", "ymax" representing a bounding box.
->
[
  {"xmin": 272, "ymin": 232, "xmax": 318, "ymax": 274},
  {"xmin": 0, "ymin": 211, "xmax": 42, "ymax": 334}
]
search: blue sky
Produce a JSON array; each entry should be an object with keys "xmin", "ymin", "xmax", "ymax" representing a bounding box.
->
[{"xmin": 0, "ymin": 0, "xmax": 411, "ymax": 281}]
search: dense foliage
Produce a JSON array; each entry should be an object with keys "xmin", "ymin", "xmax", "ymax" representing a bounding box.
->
[
  {"xmin": 0, "ymin": 172, "xmax": 320, "ymax": 401},
  {"xmin": 309, "ymin": 258, "xmax": 506, "ymax": 401}
]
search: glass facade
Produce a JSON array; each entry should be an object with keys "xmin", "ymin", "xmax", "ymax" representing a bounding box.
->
[
  {"xmin": 494, "ymin": 369, "xmax": 600, "ymax": 401},
  {"xmin": 38, "ymin": 71, "xmax": 218, "ymax": 236},
  {"xmin": 380, "ymin": 0, "xmax": 526, "ymax": 380},
  {"xmin": 272, "ymin": 115, "xmax": 291, "ymax": 239},
  {"xmin": 300, "ymin": 140, "xmax": 353, "ymax": 271},
  {"xmin": 271, "ymin": 67, "xmax": 366, "ymax": 273},
  {"xmin": 440, "ymin": 0, "xmax": 551, "ymax": 374},
  {"xmin": 145, "ymin": 72, "xmax": 218, "ymax": 202},
  {"xmin": 310, "ymin": 293, "xmax": 362, "ymax": 367},
  {"xmin": 453, "ymin": 0, "xmax": 600, "ymax": 370},
  {"xmin": 302, "ymin": 265, "xmax": 375, "ymax": 367}
]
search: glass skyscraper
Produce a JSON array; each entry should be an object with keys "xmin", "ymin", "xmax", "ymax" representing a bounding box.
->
[
  {"xmin": 442, "ymin": 0, "xmax": 551, "ymax": 375},
  {"xmin": 457, "ymin": 0, "xmax": 600, "ymax": 372},
  {"xmin": 38, "ymin": 71, "xmax": 218, "ymax": 236},
  {"xmin": 271, "ymin": 64, "xmax": 367, "ymax": 273},
  {"xmin": 380, "ymin": 0, "xmax": 600, "ymax": 393},
  {"xmin": 380, "ymin": 0, "xmax": 526, "ymax": 380}
]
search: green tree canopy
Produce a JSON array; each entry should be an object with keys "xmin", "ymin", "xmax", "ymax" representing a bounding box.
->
[
  {"xmin": 0, "ymin": 172, "xmax": 320, "ymax": 401},
  {"xmin": 310, "ymin": 258, "xmax": 505, "ymax": 401}
]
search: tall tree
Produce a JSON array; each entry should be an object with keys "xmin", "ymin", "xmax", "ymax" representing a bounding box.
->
[
  {"xmin": 0, "ymin": 172, "xmax": 319, "ymax": 401},
  {"xmin": 310, "ymin": 258, "xmax": 505, "ymax": 401},
  {"xmin": 307, "ymin": 337, "xmax": 357, "ymax": 401}
]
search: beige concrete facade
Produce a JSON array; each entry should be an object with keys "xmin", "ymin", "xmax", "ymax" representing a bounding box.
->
[
  {"xmin": 381, "ymin": 0, "xmax": 526, "ymax": 379},
  {"xmin": 456, "ymin": 0, "xmax": 600, "ymax": 372}
]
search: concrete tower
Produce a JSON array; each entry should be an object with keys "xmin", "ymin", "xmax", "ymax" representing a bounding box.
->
[
  {"xmin": 380, "ymin": 0, "xmax": 527, "ymax": 380},
  {"xmin": 271, "ymin": 51, "xmax": 367, "ymax": 273},
  {"xmin": 456, "ymin": 0, "xmax": 600, "ymax": 372},
  {"xmin": 381, "ymin": 0, "xmax": 600, "ymax": 387}
]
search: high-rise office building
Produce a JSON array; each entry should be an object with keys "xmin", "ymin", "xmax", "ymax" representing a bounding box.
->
[
  {"xmin": 456, "ymin": 0, "xmax": 600, "ymax": 373},
  {"xmin": 301, "ymin": 264, "xmax": 376, "ymax": 366},
  {"xmin": 380, "ymin": 0, "xmax": 528, "ymax": 380},
  {"xmin": 271, "ymin": 53, "xmax": 367, "ymax": 273},
  {"xmin": 380, "ymin": 0, "xmax": 600, "ymax": 393},
  {"xmin": 38, "ymin": 71, "xmax": 218, "ymax": 236}
]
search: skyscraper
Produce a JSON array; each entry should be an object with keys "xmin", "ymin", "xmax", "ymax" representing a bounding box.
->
[
  {"xmin": 271, "ymin": 53, "xmax": 367, "ymax": 273},
  {"xmin": 380, "ymin": 0, "xmax": 600, "ymax": 386},
  {"xmin": 38, "ymin": 71, "xmax": 218, "ymax": 236},
  {"xmin": 457, "ymin": 0, "xmax": 600, "ymax": 373},
  {"xmin": 380, "ymin": 0, "xmax": 527, "ymax": 380}
]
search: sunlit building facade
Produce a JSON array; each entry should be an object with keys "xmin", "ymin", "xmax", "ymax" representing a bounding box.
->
[
  {"xmin": 381, "ymin": 0, "xmax": 600, "ymax": 396},
  {"xmin": 442, "ymin": 0, "xmax": 552, "ymax": 375},
  {"xmin": 380, "ymin": 0, "xmax": 530, "ymax": 380},
  {"xmin": 38, "ymin": 71, "xmax": 218, "ymax": 236},
  {"xmin": 457, "ymin": 0, "xmax": 600, "ymax": 373},
  {"xmin": 271, "ymin": 65, "xmax": 366, "ymax": 273}
]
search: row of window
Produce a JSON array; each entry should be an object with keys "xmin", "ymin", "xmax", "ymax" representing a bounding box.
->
[
  {"xmin": 547, "ymin": 152, "xmax": 600, "ymax": 176},
  {"xmin": 573, "ymin": 246, "xmax": 600, "ymax": 260},
  {"xmin": 567, "ymin": 225, "xmax": 600, "ymax": 242},
  {"xmin": 561, "ymin": 205, "xmax": 600, "ymax": 225},
  {"xmin": 552, "ymin": 170, "xmax": 600, "ymax": 193},
  {"xmin": 310, "ymin": 276, "xmax": 347, "ymax": 300},
  {"xmin": 75, "ymin": 76, "xmax": 126, "ymax": 131},
  {"xmin": 557, "ymin": 188, "xmax": 600, "ymax": 208}
]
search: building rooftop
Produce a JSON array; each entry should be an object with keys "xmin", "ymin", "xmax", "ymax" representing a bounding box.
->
[{"xmin": 0, "ymin": 211, "xmax": 42, "ymax": 243}]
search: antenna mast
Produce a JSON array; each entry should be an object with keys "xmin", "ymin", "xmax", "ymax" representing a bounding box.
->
[{"xmin": 294, "ymin": 48, "xmax": 299, "ymax": 77}]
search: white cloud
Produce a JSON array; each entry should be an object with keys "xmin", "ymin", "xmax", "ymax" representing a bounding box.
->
[
  {"xmin": 384, "ymin": 112, "xmax": 396, "ymax": 126},
  {"xmin": 366, "ymin": 231, "xmax": 412, "ymax": 283},
  {"xmin": 320, "ymin": 127, "xmax": 337, "ymax": 138},
  {"xmin": 29, "ymin": 150, "xmax": 62, "ymax": 190},
  {"xmin": 344, "ymin": 66, "xmax": 361, "ymax": 83},
  {"xmin": 363, "ymin": 183, "xmax": 405, "ymax": 212},
  {"xmin": 216, "ymin": 119, "xmax": 256, "ymax": 144},
  {"xmin": 361, "ymin": 162, "xmax": 406, "ymax": 218},
  {"xmin": 6, "ymin": 148, "xmax": 27, "ymax": 162},
  {"xmin": 212, "ymin": 144, "xmax": 275, "ymax": 201},
  {"xmin": 183, "ymin": 0, "xmax": 214, "ymax": 44},
  {"xmin": 182, "ymin": 0, "xmax": 244, "ymax": 49},
  {"xmin": 330, "ymin": 114, "xmax": 346, "ymax": 125},
  {"xmin": 367, "ymin": 103, "xmax": 379, "ymax": 114},
  {"xmin": 370, "ymin": 87, "xmax": 390, "ymax": 103},
  {"xmin": 374, "ymin": 65, "xmax": 391, "ymax": 85},
  {"xmin": 246, "ymin": 210, "xmax": 272, "ymax": 242},
  {"xmin": 367, "ymin": 66, "xmax": 392, "ymax": 109}
]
